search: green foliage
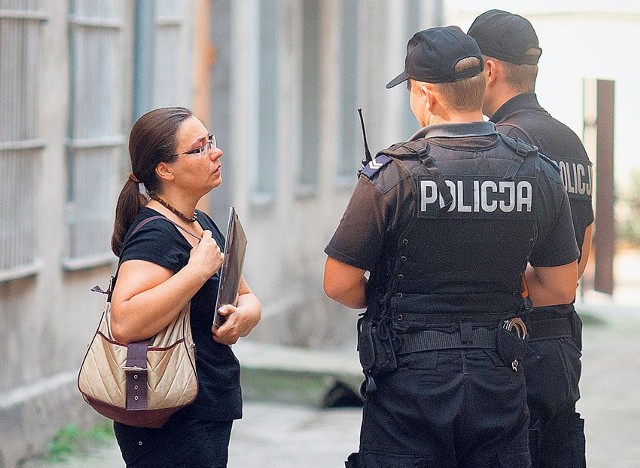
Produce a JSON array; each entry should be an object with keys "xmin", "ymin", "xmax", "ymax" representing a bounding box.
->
[{"xmin": 44, "ymin": 422, "xmax": 114, "ymax": 463}]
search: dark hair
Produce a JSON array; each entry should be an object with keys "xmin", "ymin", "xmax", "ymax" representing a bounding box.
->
[{"xmin": 111, "ymin": 107, "xmax": 193, "ymax": 256}]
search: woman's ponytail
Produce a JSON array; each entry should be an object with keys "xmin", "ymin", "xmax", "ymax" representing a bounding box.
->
[{"xmin": 111, "ymin": 177, "xmax": 146, "ymax": 256}]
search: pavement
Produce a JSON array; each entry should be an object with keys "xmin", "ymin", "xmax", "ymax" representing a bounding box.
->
[{"xmin": 20, "ymin": 250, "xmax": 640, "ymax": 468}]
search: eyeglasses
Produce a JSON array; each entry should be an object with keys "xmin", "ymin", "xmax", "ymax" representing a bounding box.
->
[{"xmin": 174, "ymin": 134, "xmax": 216, "ymax": 157}]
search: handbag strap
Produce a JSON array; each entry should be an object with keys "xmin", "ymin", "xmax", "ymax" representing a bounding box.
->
[
  {"xmin": 90, "ymin": 216, "xmax": 171, "ymax": 299},
  {"xmin": 124, "ymin": 338, "xmax": 153, "ymax": 410},
  {"xmin": 91, "ymin": 213, "xmax": 203, "ymax": 298},
  {"xmin": 125, "ymin": 213, "xmax": 201, "ymax": 243},
  {"xmin": 111, "ymin": 215, "xmax": 200, "ymax": 288}
]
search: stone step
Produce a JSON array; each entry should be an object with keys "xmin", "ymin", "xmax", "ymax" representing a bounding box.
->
[{"xmin": 232, "ymin": 341, "xmax": 364, "ymax": 408}]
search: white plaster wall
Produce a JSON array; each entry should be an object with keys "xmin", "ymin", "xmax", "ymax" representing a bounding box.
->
[{"xmin": 447, "ymin": 0, "xmax": 640, "ymax": 190}]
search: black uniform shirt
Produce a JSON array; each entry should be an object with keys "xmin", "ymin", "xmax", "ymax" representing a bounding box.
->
[
  {"xmin": 491, "ymin": 93, "xmax": 594, "ymax": 258},
  {"xmin": 325, "ymin": 122, "xmax": 579, "ymax": 314}
]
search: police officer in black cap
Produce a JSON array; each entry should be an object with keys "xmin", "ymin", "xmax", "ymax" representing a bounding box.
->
[
  {"xmin": 324, "ymin": 25, "xmax": 580, "ymax": 468},
  {"xmin": 468, "ymin": 10, "xmax": 594, "ymax": 468}
]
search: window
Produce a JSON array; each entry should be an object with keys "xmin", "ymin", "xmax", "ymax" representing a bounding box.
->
[
  {"xmin": 297, "ymin": 0, "xmax": 321, "ymax": 192},
  {"xmin": 336, "ymin": 0, "xmax": 360, "ymax": 184},
  {"xmin": 253, "ymin": 0, "xmax": 279, "ymax": 202},
  {"xmin": 0, "ymin": 1, "xmax": 46, "ymax": 282},
  {"xmin": 134, "ymin": 0, "xmax": 189, "ymax": 119},
  {"xmin": 154, "ymin": 0, "xmax": 187, "ymax": 107},
  {"xmin": 64, "ymin": 0, "xmax": 123, "ymax": 269},
  {"xmin": 401, "ymin": 0, "xmax": 423, "ymax": 136}
]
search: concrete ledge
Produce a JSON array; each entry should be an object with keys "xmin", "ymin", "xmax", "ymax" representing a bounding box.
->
[
  {"xmin": 233, "ymin": 341, "xmax": 363, "ymax": 407},
  {"xmin": 0, "ymin": 373, "xmax": 106, "ymax": 468}
]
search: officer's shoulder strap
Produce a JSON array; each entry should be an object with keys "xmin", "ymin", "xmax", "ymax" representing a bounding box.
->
[
  {"xmin": 360, "ymin": 140, "xmax": 430, "ymax": 179},
  {"xmin": 377, "ymin": 139, "xmax": 431, "ymax": 160},
  {"xmin": 359, "ymin": 153, "xmax": 393, "ymax": 179},
  {"xmin": 376, "ymin": 139, "xmax": 453, "ymax": 212},
  {"xmin": 499, "ymin": 133, "xmax": 539, "ymax": 159},
  {"xmin": 536, "ymin": 151, "xmax": 560, "ymax": 173},
  {"xmin": 498, "ymin": 133, "xmax": 552, "ymax": 180},
  {"xmin": 498, "ymin": 127, "xmax": 560, "ymax": 175}
]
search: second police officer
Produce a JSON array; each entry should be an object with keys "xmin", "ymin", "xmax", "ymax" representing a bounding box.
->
[
  {"xmin": 468, "ymin": 10, "xmax": 594, "ymax": 467},
  {"xmin": 323, "ymin": 26, "xmax": 579, "ymax": 467}
]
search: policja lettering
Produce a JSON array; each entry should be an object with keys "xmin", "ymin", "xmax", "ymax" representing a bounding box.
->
[
  {"xmin": 420, "ymin": 177, "xmax": 533, "ymax": 215},
  {"xmin": 557, "ymin": 160, "xmax": 592, "ymax": 197}
]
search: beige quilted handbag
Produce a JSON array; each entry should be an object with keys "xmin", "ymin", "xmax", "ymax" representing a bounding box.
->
[
  {"xmin": 78, "ymin": 217, "xmax": 198, "ymax": 428},
  {"xmin": 78, "ymin": 282, "xmax": 197, "ymax": 428}
]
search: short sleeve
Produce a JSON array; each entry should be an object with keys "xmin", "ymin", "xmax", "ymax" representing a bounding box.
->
[
  {"xmin": 529, "ymin": 167, "xmax": 580, "ymax": 267},
  {"xmin": 325, "ymin": 178, "xmax": 391, "ymax": 271},
  {"xmin": 119, "ymin": 216, "xmax": 190, "ymax": 273}
]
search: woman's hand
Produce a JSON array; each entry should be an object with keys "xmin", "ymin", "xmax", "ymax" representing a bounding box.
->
[
  {"xmin": 212, "ymin": 277, "xmax": 261, "ymax": 345},
  {"xmin": 188, "ymin": 230, "xmax": 224, "ymax": 280}
]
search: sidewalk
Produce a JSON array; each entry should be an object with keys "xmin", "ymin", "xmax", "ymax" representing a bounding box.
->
[
  {"xmin": 22, "ymin": 303, "xmax": 640, "ymax": 468},
  {"xmin": 20, "ymin": 249, "xmax": 640, "ymax": 467}
]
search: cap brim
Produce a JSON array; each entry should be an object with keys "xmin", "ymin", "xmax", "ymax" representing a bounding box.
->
[{"xmin": 386, "ymin": 71, "xmax": 409, "ymax": 89}]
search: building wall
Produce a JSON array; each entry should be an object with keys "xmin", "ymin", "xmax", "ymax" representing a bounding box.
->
[
  {"xmin": 0, "ymin": 1, "xmax": 197, "ymax": 465},
  {"xmin": 207, "ymin": 0, "xmax": 443, "ymax": 350},
  {"xmin": 0, "ymin": 0, "xmax": 442, "ymax": 464}
]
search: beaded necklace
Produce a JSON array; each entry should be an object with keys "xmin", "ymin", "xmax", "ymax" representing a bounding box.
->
[{"xmin": 149, "ymin": 193, "xmax": 198, "ymax": 223}]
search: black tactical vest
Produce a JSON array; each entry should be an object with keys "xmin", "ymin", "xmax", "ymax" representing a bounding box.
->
[{"xmin": 369, "ymin": 135, "xmax": 541, "ymax": 325}]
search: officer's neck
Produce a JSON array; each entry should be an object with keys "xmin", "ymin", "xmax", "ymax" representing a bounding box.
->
[{"xmin": 426, "ymin": 110, "xmax": 485, "ymax": 126}]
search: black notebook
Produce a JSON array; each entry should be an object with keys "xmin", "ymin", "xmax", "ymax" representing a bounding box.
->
[{"xmin": 213, "ymin": 207, "xmax": 248, "ymax": 328}]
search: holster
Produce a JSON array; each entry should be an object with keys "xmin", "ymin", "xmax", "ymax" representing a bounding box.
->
[
  {"xmin": 496, "ymin": 324, "xmax": 528, "ymax": 369},
  {"xmin": 357, "ymin": 311, "xmax": 397, "ymax": 378}
]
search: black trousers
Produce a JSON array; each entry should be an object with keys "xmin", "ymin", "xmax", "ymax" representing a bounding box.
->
[
  {"xmin": 525, "ymin": 334, "xmax": 585, "ymax": 468},
  {"xmin": 114, "ymin": 411, "xmax": 233, "ymax": 468},
  {"xmin": 355, "ymin": 348, "xmax": 531, "ymax": 468}
]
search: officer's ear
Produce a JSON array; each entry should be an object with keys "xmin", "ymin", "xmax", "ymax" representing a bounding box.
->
[
  {"xmin": 418, "ymin": 82, "xmax": 430, "ymax": 98},
  {"xmin": 423, "ymin": 83, "xmax": 438, "ymax": 112},
  {"xmin": 484, "ymin": 58, "xmax": 499, "ymax": 85}
]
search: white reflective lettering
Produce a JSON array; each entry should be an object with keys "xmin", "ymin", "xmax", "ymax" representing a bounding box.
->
[
  {"xmin": 559, "ymin": 161, "xmax": 574, "ymax": 194},
  {"xmin": 420, "ymin": 180, "xmax": 438, "ymax": 211},
  {"xmin": 577, "ymin": 164, "xmax": 585, "ymax": 195},
  {"xmin": 556, "ymin": 160, "xmax": 592, "ymax": 197},
  {"xmin": 444, "ymin": 180, "xmax": 456, "ymax": 211},
  {"xmin": 420, "ymin": 179, "xmax": 533, "ymax": 214},
  {"xmin": 517, "ymin": 181, "xmax": 533, "ymax": 211},
  {"xmin": 457, "ymin": 180, "xmax": 471, "ymax": 212},
  {"xmin": 481, "ymin": 181, "xmax": 498, "ymax": 212},
  {"xmin": 571, "ymin": 163, "xmax": 580, "ymax": 194},
  {"xmin": 499, "ymin": 181, "xmax": 515, "ymax": 212}
]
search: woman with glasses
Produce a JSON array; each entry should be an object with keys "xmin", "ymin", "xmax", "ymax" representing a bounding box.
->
[{"xmin": 109, "ymin": 107, "xmax": 261, "ymax": 467}]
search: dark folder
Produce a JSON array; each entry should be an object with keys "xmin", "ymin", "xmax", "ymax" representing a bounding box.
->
[{"xmin": 213, "ymin": 207, "xmax": 248, "ymax": 328}]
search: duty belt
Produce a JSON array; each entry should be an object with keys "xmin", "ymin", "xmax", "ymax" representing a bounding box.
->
[
  {"xmin": 398, "ymin": 323, "xmax": 497, "ymax": 355},
  {"xmin": 526, "ymin": 315, "xmax": 573, "ymax": 341}
]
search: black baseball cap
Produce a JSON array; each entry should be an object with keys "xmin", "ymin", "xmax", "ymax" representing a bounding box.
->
[
  {"xmin": 386, "ymin": 26, "xmax": 484, "ymax": 89},
  {"xmin": 467, "ymin": 9, "xmax": 542, "ymax": 65}
]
